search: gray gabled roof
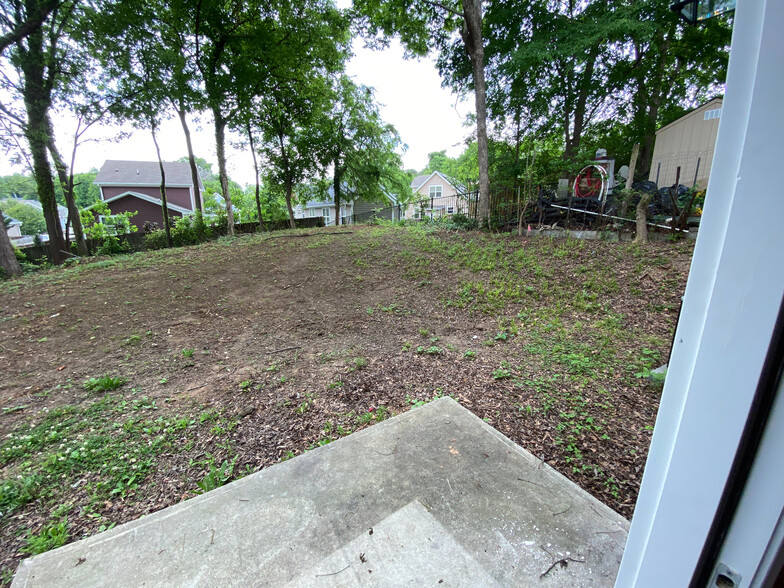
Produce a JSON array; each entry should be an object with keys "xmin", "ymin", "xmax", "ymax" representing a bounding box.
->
[
  {"xmin": 410, "ymin": 175, "xmax": 429, "ymax": 189},
  {"xmin": 5, "ymin": 216, "xmax": 22, "ymax": 226},
  {"xmin": 94, "ymin": 160, "xmax": 204, "ymax": 189}
]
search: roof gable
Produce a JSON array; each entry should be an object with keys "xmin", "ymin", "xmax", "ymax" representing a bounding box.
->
[
  {"xmin": 411, "ymin": 171, "xmax": 465, "ymax": 193},
  {"xmin": 94, "ymin": 160, "xmax": 204, "ymax": 189},
  {"xmin": 656, "ymin": 97, "xmax": 724, "ymax": 135}
]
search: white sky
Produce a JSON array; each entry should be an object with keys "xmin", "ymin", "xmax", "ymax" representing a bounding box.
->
[{"xmin": 4, "ymin": 40, "xmax": 473, "ymax": 188}]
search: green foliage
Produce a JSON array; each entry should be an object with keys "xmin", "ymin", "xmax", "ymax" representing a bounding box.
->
[
  {"xmin": 0, "ymin": 175, "xmax": 38, "ymax": 201},
  {"xmin": 143, "ymin": 229, "xmax": 169, "ymax": 251},
  {"xmin": 96, "ymin": 235, "xmax": 130, "ymax": 256},
  {"xmin": 83, "ymin": 375, "xmax": 126, "ymax": 392},
  {"xmin": 0, "ymin": 200, "xmax": 47, "ymax": 236},
  {"xmin": 81, "ymin": 201, "xmax": 138, "ymax": 245},
  {"xmin": 22, "ymin": 520, "xmax": 69, "ymax": 555},
  {"xmin": 144, "ymin": 212, "xmax": 213, "ymax": 250},
  {"xmin": 171, "ymin": 212, "xmax": 213, "ymax": 247},
  {"xmin": 195, "ymin": 456, "xmax": 237, "ymax": 494}
]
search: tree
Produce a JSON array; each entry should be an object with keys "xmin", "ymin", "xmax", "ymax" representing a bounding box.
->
[
  {"xmin": 353, "ymin": 0, "xmax": 492, "ymax": 225},
  {"xmin": 255, "ymin": 74, "xmax": 333, "ymax": 229},
  {"xmin": 614, "ymin": 0, "xmax": 730, "ymax": 178},
  {"xmin": 240, "ymin": 1, "xmax": 350, "ymax": 228},
  {"xmin": 0, "ymin": 199, "xmax": 46, "ymax": 235},
  {"xmin": 481, "ymin": 0, "xmax": 622, "ymax": 178},
  {"xmin": 0, "ymin": 207, "xmax": 22, "ymax": 276},
  {"xmin": 0, "ymin": 173, "xmax": 37, "ymax": 199},
  {"xmin": 5, "ymin": 0, "xmax": 81, "ymax": 263},
  {"xmin": 315, "ymin": 77, "xmax": 409, "ymax": 227},
  {"xmin": 0, "ymin": 0, "xmax": 59, "ymax": 55}
]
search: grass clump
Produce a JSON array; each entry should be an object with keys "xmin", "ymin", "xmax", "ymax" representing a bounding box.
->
[
  {"xmin": 84, "ymin": 374, "xmax": 126, "ymax": 392},
  {"xmin": 21, "ymin": 519, "xmax": 69, "ymax": 555}
]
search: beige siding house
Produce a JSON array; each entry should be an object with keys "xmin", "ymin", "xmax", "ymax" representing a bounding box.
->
[
  {"xmin": 648, "ymin": 97, "xmax": 722, "ymax": 189},
  {"xmin": 407, "ymin": 172, "xmax": 467, "ymax": 219}
]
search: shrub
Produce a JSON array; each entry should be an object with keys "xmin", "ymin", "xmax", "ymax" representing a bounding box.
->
[
  {"xmin": 143, "ymin": 229, "xmax": 168, "ymax": 250},
  {"xmin": 446, "ymin": 213, "xmax": 478, "ymax": 230},
  {"xmin": 96, "ymin": 235, "xmax": 130, "ymax": 256}
]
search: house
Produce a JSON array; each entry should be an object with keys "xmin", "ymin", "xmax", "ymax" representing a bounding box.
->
[
  {"xmin": 648, "ymin": 97, "xmax": 723, "ymax": 189},
  {"xmin": 4, "ymin": 216, "xmax": 22, "ymax": 240},
  {"xmin": 407, "ymin": 171, "xmax": 467, "ymax": 219},
  {"xmin": 294, "ymin": 185, "xmax": 401, "ymax": 225},
  {"xmin": 2, "ymin": 198, "xmax": 70, "ymax": 238},
  {"xmin": 94, "ymin": 160, "xmax": 204, "ymax": 229}
]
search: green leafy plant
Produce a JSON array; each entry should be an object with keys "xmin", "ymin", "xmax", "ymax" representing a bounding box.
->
[
  {"xmin": 492, "ymin": 368, "xmax": 512, "ymax": 380},
  {"xmin": 196, "ymin": 456, "xmax": 237, "ymax": 494},
  {"xmin": 182, "ymin": 348, "xmax": 195, "ymax": 357},
  {"xmin": 83, "ymin": 375, "xmax": 126, "ymax": 392},
  {"xmin": 22, "ymin": 519, "xmax": 69, "ymax": 555}
]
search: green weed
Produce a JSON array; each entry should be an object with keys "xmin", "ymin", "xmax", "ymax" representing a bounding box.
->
[
  {"xmin": 22, "ymin": 519, "xmax": 69, "ymax": 555},
  {"xmin": 84, "ymin": 375, "xmax": 126, "ymax": 392}
]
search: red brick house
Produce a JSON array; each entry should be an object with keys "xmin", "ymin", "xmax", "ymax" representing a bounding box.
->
[{"xmin": 94, "ymin": 160, "xmax": 204, "ymax": 230}]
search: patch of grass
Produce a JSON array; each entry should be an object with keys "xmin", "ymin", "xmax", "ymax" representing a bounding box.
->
[
  {"xmin": 83, "ymin": 374, "xmax": 126, "ymax": 392},
  {"xmin": 415, "ymin": 345, "xmax": 443, "ymax": 355},
  {"xmin": 492, "ymin": 368, "xmax": 512, "ymax": 380},
  {"xmin": 195, "ymin": 456, "xmax": 237, "ymax": 494},
  {"xmin": 356, "ymin": 405, "xmax": 391, "ymax": 425},
  {"xmin": 182, "ymin": 348, "xmax": 195, "ymax": 357},
  {"xmin": 351, "ymin": 357, "xmax": 368, "ymax": 371},
  {"xmin": 0, "ymin": 395, "xmax": 217, "ymax": 519},
  {"xmin": 21, "ymin": 519, "xmax": 69, "ymax": 555}
]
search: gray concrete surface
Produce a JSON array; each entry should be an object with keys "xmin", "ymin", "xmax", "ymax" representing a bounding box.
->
[{"xmin": 12, "ymin": 397, "xmax": 629, "ymax": 587}]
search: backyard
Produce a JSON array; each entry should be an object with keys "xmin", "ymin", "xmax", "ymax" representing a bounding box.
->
[{"xmin": 0, "ymin": 224, "xmax": 692, "ymax": 581}]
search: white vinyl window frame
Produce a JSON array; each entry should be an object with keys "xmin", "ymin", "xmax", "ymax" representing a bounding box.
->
[
  {"xmin": 429, "ymin": 185, "xmax": 443, "ymax": 199},
  {"xmin": 617, "ymin": 2, "xmax": 784, "ymax": 585},
  {"xmin": 322, "ymin": 207, "xmax": 329, "ymax": 219}
]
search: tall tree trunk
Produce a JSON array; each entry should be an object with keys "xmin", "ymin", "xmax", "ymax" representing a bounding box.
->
[
  {"xmin": 19, "ymin": 17, "xmax": 66, "ymax": 264},
  {"xmin": 333, "ymin": 163, "xmax": 342, "ymax": 227},
  {"xmin": 247, "ymin": 123, "xmax": 263, "ymax": 231},
  {"xmin": 278, "ymin": 133, "xmax": 296, "ymax": 230},
  {"xmin": 48, "ymin": 127, "xmax": 87, "ymax": 256},
  {"xmin": 213, "ymin": 109, "xmax": 234, "ymax": 235},
  {"xmin": 284, "ymin": 177, "xmax": 296, "ymax": 230},
  {"xmin": 25, "ymin": 113, "xmax": 66, "ymax": 263},
  {"xmin": 461, "ymin": 0, "xmax": 490, "ymax": 227},
  {"xmin": 151, "ymin": 125, "xmax": 172, "ymax": 247},
  {"xmin": 0, "ymin": 209, "xmax": 22, "ymax": 276},
  {"xmin": 176, "ymin": 107, "xmax": 202, "ymax": 213},
  {"xmin": 635, "ymin": 29, "xmax": 671, "ymax": 180}
]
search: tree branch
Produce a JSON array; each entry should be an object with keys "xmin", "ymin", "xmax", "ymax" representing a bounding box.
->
[
  {"xmin": 0, "ymin": 0, "xmax": 60, "ymax": 55},
  {"xmin": 421, "ymin": 0, "xmax": 463, "ymax": 18}
]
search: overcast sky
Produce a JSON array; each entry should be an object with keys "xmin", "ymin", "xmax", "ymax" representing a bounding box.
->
[{"xmin": 4, "ymin": 39, "xmax": 473, "ymax": 187}]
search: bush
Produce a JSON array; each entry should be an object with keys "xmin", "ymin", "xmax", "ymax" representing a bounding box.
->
[
  {"xmin": 96, "ymin": 235, "xmax": 130, "ymax": 256},
  {"xmin": 446, "ymin": 213, "xmax": 478, "ymax": 230},
  {"xmin": 143, "ymin": 212, "xmax": 214, "ymax": 251},
  {"xmin": 143, "ymin": 229, "xmax": 168, "ymax": 250}
]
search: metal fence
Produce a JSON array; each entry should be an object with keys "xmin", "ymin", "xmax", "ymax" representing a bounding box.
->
[{"xmin": 649, "ymin": 148, "xmax": 714, "ymax": 190}]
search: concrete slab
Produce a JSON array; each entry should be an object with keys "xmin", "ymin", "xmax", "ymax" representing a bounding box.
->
[{"xmin": 12, "ymin": 397, "xmax": 628, "ymax": 587}]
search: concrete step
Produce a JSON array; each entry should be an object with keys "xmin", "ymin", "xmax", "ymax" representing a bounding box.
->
[{"xmin": 12, "ymin": 397, "xmax": 628, "ymax": 587}]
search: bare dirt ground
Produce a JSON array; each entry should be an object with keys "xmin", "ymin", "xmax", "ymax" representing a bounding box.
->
[{"xmin": 0, "ymin": 225, "xmax": 693, "ymax": 580}]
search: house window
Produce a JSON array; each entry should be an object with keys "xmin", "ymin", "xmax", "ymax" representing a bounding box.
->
[
  {"xmin": 322, "ymin": 207, "xmax": 329, "ymax": 218},
  {"xmin": 704, "ymin": 108, "xmax": 721, "ymax": 120},
  {"xmin": 429, "ymin": 185, "xmax": 443, "ymax": 199},
  {"xmin": 447, "ymin": 206, "xmax": 454, "ymax": 214},
  {"xmin": 309, "ymin": 209, "xmax": 315, "ymax": 217}
]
